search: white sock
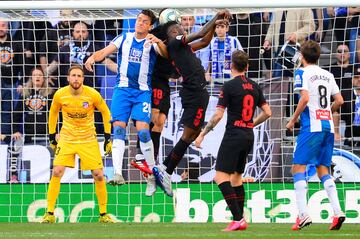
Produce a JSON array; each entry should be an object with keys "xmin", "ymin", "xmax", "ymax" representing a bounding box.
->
[
  {"xmin": 323, "ymin": 178, "xmax": 342, "ymax": 215},
  {"xmin": 112, "ymin": 139, "xmax": 125, "ymax": 175},
  {"xmin": 140, "ymin": 140, "xmax": 155, "ymax": 169},
  {"xmin": 294, "ymin": 180, "xmax": 308, "ymax": 218}
]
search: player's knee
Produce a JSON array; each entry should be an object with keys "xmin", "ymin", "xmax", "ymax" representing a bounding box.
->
[
  {"xmin": 138, "ymin": 129, "xmax": 151, "ymax": 143},
  {"xmin": 230, "ymin": 175, "xmax": 242, "ymax": 187},
  {"xmin": 154, "ymin": 119, "xmax": 165, "ymax": 130},
  {"xmin": 113, "ymin": 125, "xmax": 126, "ymax": 141},
  {"xmin": 93, "ymin": 173, "xmax": 104, "ymax": 181},
  {"xmin": 181, "ymin": 131, "xmax": 200, "ymax": 143},
  {"xmin": 52, "ymin": 167, "xmax": 64, "ymax": 177},
  {"xmin": 320, "ymin": 174, "xmax": 331, "ymax": 185}
]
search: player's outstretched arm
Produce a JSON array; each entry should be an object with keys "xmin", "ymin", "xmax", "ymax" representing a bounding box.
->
[
  {"xmin": 190, "ymin": 19, "xmax": 227, "ymax": 51},
  {"xmin": 195, "ymin": 107, "xmax": 225, "ymax": 148},
  {"xmin": 185, "ymin": 10, "xmax": 231, "ymax": 44},
  {"xmin": 103, "ymin": 58, "xmax": 118, "ymax": 73},
  {"xmin": 146, "ymin": 34, "xmax": 169, "ymax": 58},
  {"xmin": 253, "ymin": 103, "xmax": 272, "ymax": 127},
  {"xmin": 85, "ymin": 44, "xmax": 117, "ymax": 72}
]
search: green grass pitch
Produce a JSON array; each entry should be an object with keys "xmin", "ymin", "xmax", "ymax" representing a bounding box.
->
[{"xmin": 0, "ymin": 223, "xmax": 359, "ymax": 239}]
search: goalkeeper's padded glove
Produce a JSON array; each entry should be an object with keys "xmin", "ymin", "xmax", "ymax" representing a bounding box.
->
[
  {"xmin": 104, "ymin": 133, "xmax": 112, "ymax": 156},
  {"xmin": 49, "ymin": 133, "xmax": 58, "ymax": 152}
]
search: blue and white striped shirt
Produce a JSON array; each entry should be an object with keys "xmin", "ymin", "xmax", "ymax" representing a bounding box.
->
[{"xmin": 111, "ymin": 32, "xmax": 157, "ymax": 91}]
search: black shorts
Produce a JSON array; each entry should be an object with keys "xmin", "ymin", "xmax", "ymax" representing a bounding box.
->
[
  {"xmin": 152, "ymin": 84, "xmax": 170, "ymax": 116},
  {"xmin": 180, "ymin": 88, "xmax": 209, "ymax": 129},
  {"xmin": 216, "ymin": 129, "xmax": 254, "ymax": 174}
]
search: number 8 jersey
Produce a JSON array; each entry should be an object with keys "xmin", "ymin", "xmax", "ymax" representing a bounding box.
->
[
  {"xmin": 294, "ymin": 65, "xmax": 340, "ymax": 133},
  {"xmin": 217, "ymin": 75, "xmax": 267, "ymax": 130}
]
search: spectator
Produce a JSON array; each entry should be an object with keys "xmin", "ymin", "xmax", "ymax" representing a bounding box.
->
[
  {"xmin": 209, "ymin": 20, "xmax": 243, "ymax": 83},
  {"xmin": 0, "ymin": 21, "xmax": 25, "ymax": 137},
  {"xmin": 39, "ymin": 19, "xmax": 72, "ymax": 84},
  {"xmin": 327, "ymin": 44, "xmax": 353, "ymax": 88},
  {"xmin": 325, "ymin": 44, "xmax": 353, "ymax": 140},
  {"xmin": 332, "ymin": 8, "xmax": 360, "ymax": 44},
  {"xmin": 46, "ymin": 21, "xmax": 98, "ymax": 88},
  {"xmin": 357, "ymin": 33, "xmax": 360, "ymax": 63},
  {"xmin": 12, "ymin": 67, "xmax": 54, "ymax": 144},
  {"xmin": 342, "ymin": 65, "xmax": 360, "ymax": 146},
  {"xmin": 228, "ymin": 13, "xmax": 266, "ymax": 78},
  {"xmin": 309, "ymin": 9, "xmax": 325, "ymax": 43},
  {"xmin": 263, "ymin": 9, "xmax": 315, "ymax": 77}
]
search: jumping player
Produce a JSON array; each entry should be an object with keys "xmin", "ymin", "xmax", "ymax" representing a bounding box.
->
[
  {"xmin": 154, "ymin": 10, "xmax": 232, "ymax": 197},
  {"xmin": 85, "ymin": 10, "xmax": 167, "ymax": 196}
]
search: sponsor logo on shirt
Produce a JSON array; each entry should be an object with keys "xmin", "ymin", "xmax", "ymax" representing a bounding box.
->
[
  {"xmin": 128, "ymin": 48, "xmax": 143, "ymax": 63},
  {"xmin": 67, "ymin": 112, "xmax": 87, "ymax": 119},
  {"xmin": 316, "ymin": 109, "xmax": 331, "ymax": 120}
]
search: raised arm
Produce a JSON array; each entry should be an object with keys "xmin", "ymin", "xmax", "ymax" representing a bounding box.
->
[
  {"xmin": 185, "ymin": 10, "xmax": 231, "ymax": 44},
  {"xmin": 85, "ymin": 44, "xmax": 118, "ymax": 72},
  {"xmin": 146, "ymin": 34, "xmax": 169, "ymax": 59}
]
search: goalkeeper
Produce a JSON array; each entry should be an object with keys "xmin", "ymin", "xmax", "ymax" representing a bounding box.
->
[{"xmin": 41, "ymin": 65, "xmax": 114, "ymax": 223}]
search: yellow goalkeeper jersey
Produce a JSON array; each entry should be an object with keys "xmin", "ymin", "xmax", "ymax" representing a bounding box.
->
[{"xmin": 49, "ymin": 85, "xmax": 111, "ymax": 143}]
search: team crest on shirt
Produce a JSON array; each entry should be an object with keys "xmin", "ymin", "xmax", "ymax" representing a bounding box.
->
[
  {"xmin": 83, "ymin": 102, "xmax": 89, "ymax": 108},
  {"xmin": 144, "ymin": 40, "xmax": 151, "ymax": 48}
]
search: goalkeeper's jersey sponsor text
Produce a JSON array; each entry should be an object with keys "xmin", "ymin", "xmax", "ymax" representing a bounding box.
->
[{"xmin": 51, "ymin": 86, "xmax": 104, "ymax": 143}]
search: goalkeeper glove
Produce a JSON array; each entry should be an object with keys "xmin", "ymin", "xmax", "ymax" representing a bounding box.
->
[
  {"xmin": 49, "ymin": 133, "xmax": 58, "ymax": 152},
  {"xmin": 104, "ymin": 133, "xmax": 112, "ymax": 156}
]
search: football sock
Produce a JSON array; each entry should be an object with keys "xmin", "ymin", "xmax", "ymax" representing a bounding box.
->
[
  {"xmin": 163, "ymin": 139, "xmax": 190, "ymax": 175},
  {"xmin": 218, "ymin": 181, "xmax": 242, "ymax": 221},
  {"xmin": 112, "ymin": 139, "xmax": 125, "ymax": 175},
  {"xmin": 233, "ymin": 185, "xmax": 245, "ymax": 219},
  {"xmin": 151, "ymin": 131, "xmax": 161, "ymax": 161},
  {"xmin": 47, "ymin": 176, "xmax": 61, "ymax": 213},
  {"xmin": 321, "ymin": 174, "xmax": 342, "ymax": 215},
  {"xmin": 140, "ymin": 140, "xmax": 155, "ymax": 169},
  {"xmin": 138, "ymin": 129, "xmax": 155, "ymax": 169},
  {"xmin": 95, "ymin": 180, "xmax": 107, "ymax": 214},
  {"xmin": 293, "ymin": 173, "xmax": 308, "ymax": 218},
  {"xmin": 136, "ymin": 137, "xmax": 141, "ymax": 154}
]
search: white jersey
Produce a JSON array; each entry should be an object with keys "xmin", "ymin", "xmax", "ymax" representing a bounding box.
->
[
  {"xmin": 110, "ymin": 32, "xmax": 158, "ymax": 91},
  {"xmin": 293, "ymin": 65, "xmax": 340, "ymax": 133}
]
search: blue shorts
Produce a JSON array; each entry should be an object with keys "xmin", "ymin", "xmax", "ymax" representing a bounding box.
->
[
  {"xmin": 293, "ymin": 131, "xmax": 334, "ymax": 167},
  {"xmin": 110, "ymin": 87, "xmax": 151, "ymax": 124}
]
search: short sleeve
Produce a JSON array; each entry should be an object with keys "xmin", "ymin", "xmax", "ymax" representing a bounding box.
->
[
  {"xmin": 257, "ymin": 85, "xmax": 267, "ymax": 107},
  {"xmin": 294, "ymin": 69, "xmax": 308, "ymax": 93},
  {"xmin": 110, "ymin": 34, "xmax": 124, "ymax": 49},
  {"xmin": 217, "ymin": 83, "xmax": 229, "ymax": 109}
]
